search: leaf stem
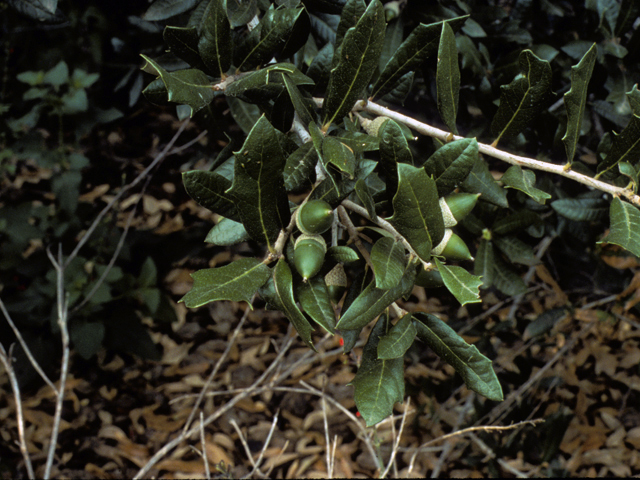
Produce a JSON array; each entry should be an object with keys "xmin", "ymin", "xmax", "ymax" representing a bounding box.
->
[
  {"xmin": 341, "ymin": 199, "xmax": 432, "ymax": 271},
  {"xmin": 354, "ymin": 99, "xmax": 640, "ymax": 207}
]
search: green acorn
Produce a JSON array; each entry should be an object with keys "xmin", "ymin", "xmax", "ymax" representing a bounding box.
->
[
  {"xmin": 294, "ymin": 234, "xmax": 327, "ymax": 281},
  {"xmin": 431, "ymin": 229, "xmax": 473, "ymax": 261},
  {"xmin": 296, "ymin": 199, "xmax": 334, "ymax": 235},
  {"xmin": 324, "ymin": 263, "xmax": 347, "ymax": 303},
  {"xmin": 439, "ymin": 193, "xmax": 480, "ymax": 227}
]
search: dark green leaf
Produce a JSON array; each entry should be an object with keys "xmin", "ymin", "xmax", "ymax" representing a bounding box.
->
[
  {"xmin": 198, "ymin": 0, "xmax": 232, "ymax": 77},
  {"xmin": 371, "ymin": 237, "xmax": 406, "ymax": 290},
  {"xmin": 322, "ymin": 0, "xmax": 386, "ymax": 129},
  {"xmin": 225, "ymin": 64, "xmax": 313, "ymax": 104},
  {"xmin": 227, "ymin": 116, "xmax": 291, "ymax": 250},
  {"xmin": 378, "ymin": 119, "xmax": 412, "ymax": 201},
  {"xmin": 524, "ymin": 308, "xmax": 567, "ymax": 340},
  {"xmin": 143, "ymin": 0, "xmax": 199, "ymax": 20},
  {"xmin": 619, "ymin": 162, "xmax": 638, "ymax": 193},
  {"xmin": 551, "ymin": 198, "xmax": 609, "ymax": 222},
  {"xmin": 297, "ymin": 275, "xmax": 336, "ymax": 334},
  {"xmin": 596, "ymin": 112, "xmax": 640, "ymax": 177},
  {"xmin": 491, "ymin": 50, "xmax": 554, "ymax": 144},
  {"xmin": 335, "ymin": 131, "xmax": 379, "ymax": 152},
  {"xmin": 323, "ymin": 136, "xmax": 356, "ymax": 177},
  {"xmin": 378, "ymin": 71, "xmax": 414, "ymax": 105},
  {"xmin": 236, "ymin": 7, "xmax": 305, "ymax": 71},
  {"xmin": 377, "ymin": 313, "xmax": 415, "ymax": 359},
  {"xmin": 492, "ymin": 209, "xmax": 540, "ymax": 235},
  {"xmin": 355, "ymin": 179, "xmax": 377, "ymax": 221},
  {"xmin": 182, "ymin": 170, "xmax": 238, "ymax": 220},
  {"xmin": 491, "ymin": 254, "xmax": 526, "ymax": 296},
  {"xmin": 372, "ymin": 16, "xmax": 468, "ymax": 100},
  {"xmin": 434, "ymin": 258, "xmax": 481, "ymax": 306},
  {"xmin": 388, "ymin": 164, "xmax": 444, "ymax": 261},
  {"xmin": 379, "ymin": 17, "xmax": 404, "ymax": 73},
  {"xmin": 423, "ymin": 138, "xmax": 478, "ymax": 197},
  {"xmin": 163, "ymin": 26, "xmax": 207, "ymax": 70},
  {"xmin": 181, "ymin": 258, "xmax": 271, "ymax": 308},
  {"xmin": 474, "ymin": 238, "xmax": 494, "ymax": 288},
  {"xmin": 461, "ymin": 157, "xmax": 509, "ymax": 208},
  {"xmin": 352, "ymin": 314, "xmax": 405, "ymax": 426},
  {"xmin": 205, "ymin": 217, "xmax": 250, "ymax": 246},
  {"xmin": 273, "ymin": 258, "xmax": 316, "ymax": 349},
  {"xmin": 283, "ymin": 74, "xmax": 317, "ymax": 128},
  {"xmin": 599, "ymin": 197, "xmax": 640, "ymax": 257},
  {"xmin": 8, "ymin": 0, "xmax": 64, "ymax": 22},
  {"xmin": 140, "ymin": 55, "xmax": 213, "ymax": 115},
  {"xmin": 500, "ymin": 166, "xmax": 552, "ymax": 204},
  {"xmin": 335, "ymin": 0, "xmax": 366, "ymax": 50},
  {"xmin": 413, "ymin": 312, "xmax": 503, "ymax": 401},
  {"xmin": 493, "ymin": 236, "xmax": 539, "ymax": 266},
  {"xmin": 284, "ymin": 142, "xmax": 318, "ymax": 192},
  {"xmin": 227, "ymin": 0, "xmax": 258, "ymax": 27},
  {"xmin": 226, "ymin": 96, "xmax": 261, "ymax": 134},
  {"xmin": 436, "ymin": 22, "xmax": 460, "ymax": 134},
  {"xmin": 327, "ymin": 245, "xmax": 360, "ymax": 263},
  {"xmin": 336, "ymin": 263, "xmax": 416, "ymax": 330},
  {"xmin": 563, "ymin": 43, "xmax": 597, "ymax": 165},
  {"xmin": 306, "ymin": 42, "xmax": 334, "ymax": 91},
  {"xmin": 615, "ymin": 0, "xmax": 639, "ymax": 36},
  {"xmin": 70, "ymin": 321, "xmax": 105, "ymax": 359}
]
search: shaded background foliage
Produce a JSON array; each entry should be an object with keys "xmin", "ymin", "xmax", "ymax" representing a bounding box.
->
[{"xmin": 1, "ymin": 0, "xmax": 640, "ymax": 477}]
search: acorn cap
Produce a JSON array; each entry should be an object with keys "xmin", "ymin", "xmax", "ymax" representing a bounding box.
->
[
  {"xmin": 324, "ymin": 263, "xmax": 347, "ymax": 303},
  {"xmin": 296, "ymin": 199, "xmax": 334, "ymax": 235},
  {"xmin": 443, "ymin": 193, "xmax": 480, "ymax": 223},
  {"xmin": 361, "ymin": 116, "xmax": 390, "ymax": 137},
  {"xmin": 294, "ymin": 234, "xmax": 327, "ymax": 281}
]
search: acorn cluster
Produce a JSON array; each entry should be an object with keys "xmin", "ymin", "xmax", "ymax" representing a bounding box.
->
[{"xmin": 290, "ymin": 190, "xmax": 478, "ymax": 303}]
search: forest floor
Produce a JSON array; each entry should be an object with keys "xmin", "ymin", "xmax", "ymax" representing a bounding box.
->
[{"xmin": 2, "ymin": 113, "xmax": 640, "ymax": 479}]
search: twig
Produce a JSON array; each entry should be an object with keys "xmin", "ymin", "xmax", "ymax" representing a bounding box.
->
[
  {"xmin": 249, "ymin": 410, "xmax": 279, "ymax": 478},
  {"xmin": 341, "ymin": 199, "xmax": 432, "ymax": 271},
  {"xmin": 432, "ymin": 393, "xmax": 474, "ymax": 478},
  {"xmin": 181, "ymin": 294, "xmax": 257, "ymax": 435},
  {"xmin": 199, "ymin": 412, "xmax": 211, "ymax": 480},
  {"xmin": 298, "ymin": 381, "xmax": 380, "ymax": 474},
  {"xmin": 321, "ymin": 381, "xmax": 332, "ymax": 479},
  {"xmin": 355, "ymin": 100, "xmax": 640, "ymax": 207},
  {"xmin": 506, "ymin": 235, "xmax": 555, "ymax": 321},
  {"xmin": 43, "ymin": 246, "xmax": 71, "ymax": 480},
  {"xmin": 0, "ymin": 298, "xmax": 56, "ymax": 392},
  {"xmin": 380, "ymin": 398, "xmax": 411, "ymax": 479},
  {"xmin": 134, "ymin": 331, "xmax": 297, "ymax": 479},
  {"xmin": 0, "ymin": 344, "xmax": 35, "ymax": 479},
  {"xmin": 480, "ymin": 320, "xmax": 595, "ymax": 426},
  {"xmin": 65, "ymin": 118, "xmax": 190, "ymax": 269},
  {"xmin": 231, "ymin": 419, "xmax": 262, "ymax": 476},
  {"xmin": 405, "ymin": 419, "xmax": 543, "ymax": 452},
  {"xmin": 469, "ymin": 433, "xmax": 530, "ymax": 478}
]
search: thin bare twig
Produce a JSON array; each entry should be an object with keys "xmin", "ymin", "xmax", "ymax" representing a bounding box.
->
[
  {"xmin": 0, "ymin": 344, "xmax": 35, "ymax": 479},
  {"xmin": 43, "ymin": 246, "xmax": 71, "ymax": 480},
  {"xmin": 134, "ymin": 331, "xmax": 297, "ymax": 479},
  {"xmin": 182, "ymin": 293, "xmax": 257, "ymax": 435},
  {"xmin": 380, "ymin": 398, "xmax": 411, "ymax": 479},
  {"xmin": 65, "ymin": 118, "xmax": 190, "ymax": 269},
  {"xmin": 355, "ymin": 100, "xmax": 640, "ymax": 205},
  {"xmin": 249, "ymin": 410, "xmax": 279, "ymax": 478},
  {"xmin": 0, "ymin": 298, "xmax": 57, "ymax": 392},
  {"xmin": 469, "ymin": 433, "xmax": 530, "ymax": 478},
  {"xmin": 199, "ymin": 413, "xmax": 211, "ymax": 480}
]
